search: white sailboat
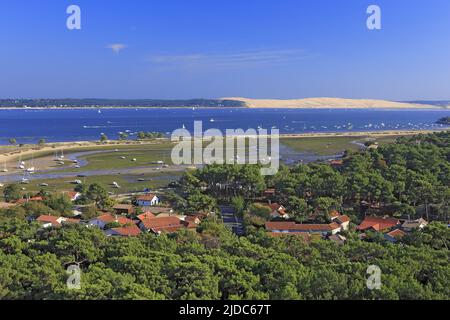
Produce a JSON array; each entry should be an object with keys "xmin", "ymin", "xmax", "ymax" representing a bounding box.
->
[
  {"xmin": 26, "ymin": 154, "xmax": 35, "ymax": 173},
  {"xmin": 17, "ymin": 155, "xmax": 25, "ymax": 169},
  {"xmin": 56, "ymin": 149, "xmax": 64, "ymax": 161}
]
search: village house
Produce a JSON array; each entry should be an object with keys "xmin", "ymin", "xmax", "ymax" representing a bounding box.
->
[
  {"xmin": 265, "ymin": 221, "xmax": 342, "ymax": 235},
  {"xmin": 139, "ymin": 215, "xmax": 197, "ymax": 235},
  {"xmin": 357, "ymin": 216, "xmax": 400, "ymax": 232},
  {"xmin": 401, "ymin": 218, "xmax": 428, "ymax": 232},
  {"xmin": 384, "ymin": 228, "xmax": 407, "ymax": 243},
  {"xmin": 112, "ymin": 204, "xmax": 134, "ymax": 215},
  {"xmin": 105, "ymin": 224, "xmax": 141, "ymax": 237},
  {"xmin": 62, "ymin": 191, "xmax": 82, "ymax": 202},
  {"xmin": 136, "ymin": 194, "xmax": 160, "ymax": 207},
  {"xmin": 87, "ymin": 213, "xmax": 135, "ymax": 230},
  {"xmin": 36, "ymin": 215, "xmax": 80, "ymax": 228},
  {"xmin": 331, "ymin": 213, "xmax": 351, "ymax": 231},
  {"xmin": 263, "ymin": 203, "xmax": 289, "ymax": 219}
]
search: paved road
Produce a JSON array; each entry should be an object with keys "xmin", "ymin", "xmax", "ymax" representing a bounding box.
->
[{"xmin": 220, "ymin": 205, "xmax": 245, "ymax": 236}]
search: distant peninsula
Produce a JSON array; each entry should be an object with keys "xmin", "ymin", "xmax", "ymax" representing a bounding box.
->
[
  {"xmin": 0, "ymin": 97, "xmax": 448, "ymax": 109},
  {"xmin": 223, "ymin": 97, "xmax": 446, "ymax": 109}
]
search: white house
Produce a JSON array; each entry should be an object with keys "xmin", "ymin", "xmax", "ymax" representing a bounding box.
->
[
  {"xmin": 87, "ymin": 213, "xmax": 134, "ymax": 230},
  {"xmin": 136, "ymin": 194, "xmax": 160, "ymax": 207}
]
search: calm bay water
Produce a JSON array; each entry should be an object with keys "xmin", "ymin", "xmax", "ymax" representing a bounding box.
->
[{"xmin": 0, "ymin": 108, "xmax": 449, "ymax": 145}]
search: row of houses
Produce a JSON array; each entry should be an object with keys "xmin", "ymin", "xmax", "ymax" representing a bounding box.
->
[
  {"xmin": 357, "ymin": 216, "xmax": 428, "ymax": 243},
  {"xmin": 265, "ymin": 211, "xmax": 351, "ymax": 238},
  {"xmin": 35, "ymin": 210, "xmax": 201, "ymax": 237}
]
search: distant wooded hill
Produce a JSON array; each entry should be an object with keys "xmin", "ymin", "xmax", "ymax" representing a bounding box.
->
[{"xmin": 0, "ymin": 99, "xmax": 246, "ymax": 108}]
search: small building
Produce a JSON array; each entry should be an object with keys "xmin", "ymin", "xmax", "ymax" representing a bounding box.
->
[
  {"xmin": 266, "ymin": 203, "xmax": 289, "ymax": 219},
  {"xmin": 385, "ymin": 229, "xmax": 406, "ymax": 243},
  {"xmin": 136, "ymin": 194, "xmax": 160, "ymax": 207},
  {"xmin": 113, "ymin": 204, "xmax": 134, "ymax": 215},
  {"xmin": 139, "ymin": 216, "xmax": 196, "ymax": 235},
  {"xmin": 88, "ymin": 213, "xmax": 135, "ymax": 230},
  {"xmin": 36, "ymin": 215, "xmax": 80, "ymax": 228},
  {"xmin": 334, "ymin": 215, "xmax": 351, "ymax": 231},
  {"xmin": 63, "ymin": 191, "xmax": 82, "ymax": 202},
  {"xmin": 265, "ymin": 221, "xmax": 342, "ymax": 235},
  {"xmin": 137, "ymin": 211, "xmax": 156, "ymax": 222},
  {"xmin": 401, "ymin": 218, "xmax": 428, "ymax": 232}
]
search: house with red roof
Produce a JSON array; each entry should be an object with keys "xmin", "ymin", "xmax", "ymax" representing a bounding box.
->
[
  {"xmin": 357, "ymin": 216, "xmax": 400, "ymax": 232},
  {"xmin": 263, "ymin": 203, "xmax": 289, "ymax": 219},
  {"xmin": 62, "ymin": 191, "xmax": 81, "ymax": 202},
  {"xmin": 137, "ymin": 211, "xmax": 156, "ymax": 222},
  {"xmin": 87, "ymin": 213, "xmax": 135, "ymax": 230},
  {"xmin": 36, "ymin": 215, "xmax": 80, "ymax": 228},
  {"xmin": 139, "ymin": 216, "xmax": 197, "ymax": 235},
  {"xmin": 384, "ymin": 229, "xmax": 406, "ymax": 243},
  {"xmin": 105, "ymin": 224, "xmax": 141, "ymax": 237},
  {"xmin": 265, "ymin": 221, "xmax": 342, "ymax": 235}
]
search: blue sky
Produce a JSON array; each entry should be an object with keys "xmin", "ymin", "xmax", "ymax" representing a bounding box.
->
[{"xmin": 1, "ymin": 0, "xmax": 449, "ymax": 100}]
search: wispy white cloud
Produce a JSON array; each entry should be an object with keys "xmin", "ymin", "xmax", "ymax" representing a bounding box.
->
[
  {"xmin": 107, "ymin": 43, "xmax": 127, "ymax": 54},
  {"xmin": 146, "ymin": 49, "xmax": 313, "ymax": 70}
]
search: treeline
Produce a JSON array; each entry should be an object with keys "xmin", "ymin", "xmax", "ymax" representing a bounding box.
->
[
  {"xmin": 0, "ymin": 218, "xmax": 448, "ymax": 300},
  {"xmin": 0, "ymin": 99, "xmax": 245, "ymax": 108}
]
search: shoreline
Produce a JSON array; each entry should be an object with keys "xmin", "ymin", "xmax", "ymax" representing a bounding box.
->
[
  {"xmin": 1, "ymin": 128, "xmax": 447, "ymax": 161},
  {"xmin": 0, "ymin": 106, "xmax": 448, "ymax": 110}
]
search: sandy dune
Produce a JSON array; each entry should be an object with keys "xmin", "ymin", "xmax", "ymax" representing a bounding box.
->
[{"xmin": 223, "ymin": 97, "xmax": 438, "ymax": 109}]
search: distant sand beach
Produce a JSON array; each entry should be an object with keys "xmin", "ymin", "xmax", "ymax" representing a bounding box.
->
[{"xmin": 224, "ymin": 97, "xmax": 441, "ymax": 109}]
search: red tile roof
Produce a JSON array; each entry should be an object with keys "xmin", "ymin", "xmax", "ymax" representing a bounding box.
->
[
  {"xmin": 265, "ymin": 221, "xmax": 341, "ymax": 233},
  {"xmin": 137, "ymin": 211, "xmax": 156, "ymax": 222},
  {"xmin": 386, "ymin": 229, "xmax": 406, "ymax": 239},
  {"xmin": 110, "ymin": 224, "xmax": 141, "ymax": 237},
  {"xmin": 140, "ymin": 216, "xmax": 189, "ymax": 233},
  {"xmin": 36, "ymin": 215, "xmax": 61, "ymax": 227},
  {"xmin": 335, "ymin": 215, "xmax": 350, "ymax": 223},
  {"xmin": 95, "ymin": 213, "xmax": 135, "ymax": 225},
  {"xmin": 357, "ymin": 216, "xmax": 400, "ymax": 231},
  {"xmin": 36, "ymin": 215, "xmax": 80, "ymax": 227}
]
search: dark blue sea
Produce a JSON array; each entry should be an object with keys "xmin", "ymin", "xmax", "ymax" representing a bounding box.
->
[{"xmin": 0, "ymin": 108, "xmax": 449, "ymax": 145}]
